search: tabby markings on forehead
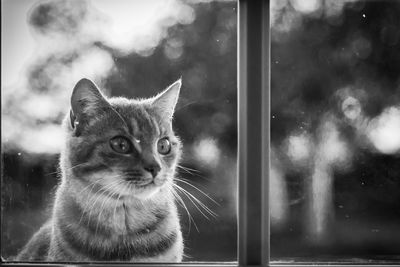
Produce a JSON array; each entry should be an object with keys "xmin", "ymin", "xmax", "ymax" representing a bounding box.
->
[
  {"xmin": 130, "ymin": 117, "xmax": 139, "ymax": 135},
  {"xmin": 140, "ymin": 107, "xmax": 161, "ymax": 137},
  {"xmin": 124, "ymin": 117, "xmax": 141, "ymax": 146},
  {"xmin": 151, "ymin": 116, "xmax": 162, "ymax": 136}
]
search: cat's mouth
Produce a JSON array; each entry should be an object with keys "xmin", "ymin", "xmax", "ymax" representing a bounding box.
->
[
  {"xmin": 125, "ymin": 176, "xmax": 154, "ymax": 187},
  {"xmin": 124, "ymin": 176, "xmax": 168, "ymax": 192},
  {"xmin": 120, "ymin": 174, "xmax": 168, "ymax": 199},
  {"xmin": 136, "ymin": 180, "xmax": 155, "ymax": 188}
]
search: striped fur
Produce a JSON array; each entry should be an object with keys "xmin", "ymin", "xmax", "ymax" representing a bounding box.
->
[{"xmin": 17, "ymin": 79, "xmax": 184, "ymax": 262}]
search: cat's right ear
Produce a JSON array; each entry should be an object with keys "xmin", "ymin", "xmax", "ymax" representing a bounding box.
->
[{"xmin": 70, "ymin": 78, "xmax": 109, "ymax": 133}]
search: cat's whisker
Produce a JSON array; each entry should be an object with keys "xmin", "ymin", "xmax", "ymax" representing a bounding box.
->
[
  {"xmin": 173, "ymin": 178, "xmax": 219, "ymax": 218},
  {"xmin": 77, "ymin": 177, "xmax": 110, "ymax": 225},
  {"xmin": 79, "ymin": 175, "xmax": 118, "ymax": 216},
  {"xmin": 177, "ymin": 165, "xmax": 202, "ymax": 174},
  {"xmin": 85, "ymin": 192, "xmax": 102, "ymax": 227},
  {"xmin": 77, "ymin": 178, "xmax": 105, "ymax": 196},
  {"xmin": 45, "ymin": 163, "xmax": 88, "ymax": 176},
  {"xmin": 85, "ymin": 178, "xmax": 124, "ymax": 228},
  {"xmin": 87, "ymin": 179, "xmax": 121, "ymax": 227},
  {"xmin": 112, "ymin": 186, "xmax": 124, "ymax": 228},
  {"xmin": 174, "ymin": 184, "xmax": 218, "ymax": 219},
  {"xmin": 77, "ymin": 181, "xmax": 103, "ymax": 225},
  {"xmin": 95, "ymin": 180, "xmax": 124, "ymax": 236},
  {"xmin": 177, "ymin": 165, "xmax": 211, "ymax": 182},
  {"xmin": 112, "ymin": 182, "xmax": 128, "ymax": 228},
  {"xmin": 44, "ymin": 168, "xmax": 61, "ymax": 177},
  {"xmin": 177, "ymin": 166, "xmax": 196, "ymax": 176},
  {"xmin": 175, "ymin": 186, "xmax": 211, "ymax": 220},
  {"xmin": 185, "ymin": 194, "xmax": 218, "ymax": 218},
  {"xmin": 67, "ymin": 163, "xmax": 89, "ymax": 172},
  {"xmin": 174, "ymin": 177, "xmax": 220, "ymax": 206},
  {"xmin": 171, "ymin": 190, "xmax": 192, "ymax": 233},
  {"xmin": 173, "ymin": 184, "xmax": 216, "ymax": 220},
  {"xmin": 172, "ymin": 189, "xmax": 198, "ymax": 233},
  {"xmin": 177, "ymin": 166, "xmax": 200, "ymax": 177}
]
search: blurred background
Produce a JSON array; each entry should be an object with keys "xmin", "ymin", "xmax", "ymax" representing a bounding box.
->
[
  {"xmin": 270, "ymin": 0, "xmax": 400, "ymax": 262},
  {"xmin": 1, "ymin": 0, "xmax": 237, "ymax": 261},
  {"xmin": 4, "ymin": 0, "xmax": 400, "ymax": 263}
]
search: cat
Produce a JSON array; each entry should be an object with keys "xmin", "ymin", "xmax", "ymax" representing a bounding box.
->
[{"xmin": 16, "ymin": 78, "xmax": 184, "ymax": 262}]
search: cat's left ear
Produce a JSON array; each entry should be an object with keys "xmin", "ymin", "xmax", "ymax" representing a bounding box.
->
[
  {"xmin": 152, "ymin": 79, "xmax": 182, "ymax": 120},
  {"xmin": 70, "ymin": 78, "xmax": 110, "ymax": 134}
]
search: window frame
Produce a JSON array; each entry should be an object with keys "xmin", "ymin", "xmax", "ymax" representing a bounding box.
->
[
  {"xmin": 238, "ymin": 0, "xmax": 269, "ymax": 266},
  {"xmin": 2, "ymin": 0, "xmax": 397, "ymax": 266}
]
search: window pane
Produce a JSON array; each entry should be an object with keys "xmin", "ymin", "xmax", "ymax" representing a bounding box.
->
[
  {"xmin": 1, "ymin": 0, "xmax": 237, "ymax": 262},
  {"xmin": 271, "ymin": 0, "xmax": 400, "ymax": 263}
]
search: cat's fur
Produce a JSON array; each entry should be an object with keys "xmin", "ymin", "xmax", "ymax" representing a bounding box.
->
[{"xmin": 17, "ymin": 78, "xmax": 184, "ymax": 262}]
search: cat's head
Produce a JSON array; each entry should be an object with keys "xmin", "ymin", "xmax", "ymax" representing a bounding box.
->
[{"xmin": 62, "ymin": 78, "xmax": 182, "ymax": 199}]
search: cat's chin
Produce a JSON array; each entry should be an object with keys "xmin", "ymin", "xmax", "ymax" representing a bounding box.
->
[
  {"xmin": 126, "ymin": 180, "xmax": 167, "ymax": 200},
  {"xmin": 130, "ymin": 185, "xmax": 162, "ymax": 200}
]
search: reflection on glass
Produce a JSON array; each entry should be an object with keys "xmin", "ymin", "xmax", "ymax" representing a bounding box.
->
[
  {"xmin": 271, "ymin": 0, "xmax": 400, "ymax": 262},
  {"xmin": 1, "ymin": 0, "xmax": 237, "ymax": 262}
]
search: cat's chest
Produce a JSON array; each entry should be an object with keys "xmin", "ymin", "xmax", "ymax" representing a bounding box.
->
[{"xmin": 119, "ymin": 202, "xmax": 171, "ymax": 235}]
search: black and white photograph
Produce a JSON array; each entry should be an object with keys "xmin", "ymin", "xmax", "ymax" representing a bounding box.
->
[{"xmin": 2, "ymin": 0, "xmax": 400, "ymax": 265}]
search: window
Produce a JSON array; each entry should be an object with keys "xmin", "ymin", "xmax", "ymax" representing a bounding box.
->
[{"xmin": 2, "ymin": 0, "xmax": 400, "ymax": 266}]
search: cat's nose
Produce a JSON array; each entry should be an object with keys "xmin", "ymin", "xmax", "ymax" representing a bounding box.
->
[{"xmin": 144, "ymin": 163, "xmax": 161, "ymax": 178}]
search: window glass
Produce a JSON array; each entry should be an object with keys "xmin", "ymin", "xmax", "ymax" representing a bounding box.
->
[
  {"xmin": 270, "ymin": 0, "xmax": 400, "ymax": 262},
  {"xmin": 1, "ymin": 0, "xmax": 237, "ymax": 262}
]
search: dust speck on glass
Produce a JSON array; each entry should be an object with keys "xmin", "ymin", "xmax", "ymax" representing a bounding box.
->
[
  {"xmin": 271, "ymin": 0, "xmax": 400, "ymax": 263},
  {"xmin": 1, "ymin": 0, "xmax": 237, "ymax": 262}
]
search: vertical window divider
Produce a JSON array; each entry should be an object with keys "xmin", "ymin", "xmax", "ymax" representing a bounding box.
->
[
  {"xmin": 261, "ymin": 0, "xmax": 271, "ymax": 266},
  {"xmin": 238, "ymin": 0, "xmax": 270, "ymax": 266}
]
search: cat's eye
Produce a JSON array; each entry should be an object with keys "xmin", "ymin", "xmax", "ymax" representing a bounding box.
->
[
  {"xmin": 157, "ymin": 137, "xmax": 171, "ymax": 155},
  {"xmin": 110, "ymin": 136, "xmax": 132, "ymax": 154}
]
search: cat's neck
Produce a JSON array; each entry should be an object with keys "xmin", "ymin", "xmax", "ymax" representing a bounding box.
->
[
  {"xmin": 53, "ymin": 176, "xmax": 177, "ymax": 234},
  {"xmin": 50, "ymin": 177, "xmax": 181, "ymax": 261}
]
